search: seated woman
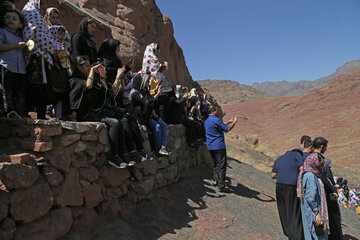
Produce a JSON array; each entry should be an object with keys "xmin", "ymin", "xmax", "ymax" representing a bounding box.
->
[
  {"xmin": 164, "ymin": 87, "xmax": 204, "ymax": 147},
  {"xmin": 69, "ymin": 55, "xmax": 149, "ymax": 168},
  {"xmin": 130, "ymin": 72, "xmax": 170, "ymax": 156}
]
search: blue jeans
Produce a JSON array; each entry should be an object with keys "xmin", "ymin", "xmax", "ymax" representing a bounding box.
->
[{"xmin": 148, "ymin": 117, "xmax": 167, "ymax": 148}]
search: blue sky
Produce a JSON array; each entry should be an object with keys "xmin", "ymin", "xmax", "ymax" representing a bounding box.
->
[{"xmin": 155, "ymin": 0, "xmax": 360, "ymax": 85}]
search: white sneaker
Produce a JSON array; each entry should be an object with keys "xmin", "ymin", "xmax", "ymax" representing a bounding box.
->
[{"xmin": 159, "ymin": 146, "xmax": 170, "ymax": 156}]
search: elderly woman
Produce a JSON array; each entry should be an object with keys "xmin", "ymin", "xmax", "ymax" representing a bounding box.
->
[{"xmin": 297, "ymin": 153, "xmax": 329, "ymax": 240}]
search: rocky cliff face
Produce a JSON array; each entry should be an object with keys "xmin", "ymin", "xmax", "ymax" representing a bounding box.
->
[
  {"xmin": 15, "ymin": 0, "xmax": 195, "ymax": 87},
  {"xmin": 252, "ymin": 60, "xmax": 360, "ymax": 96}
]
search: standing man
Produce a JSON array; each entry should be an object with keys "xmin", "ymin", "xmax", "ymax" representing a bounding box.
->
[
  {"xmin": 272, "ymin": 149, "xmax": 305, "ymax": 240},
  {"xmin": 299, "ymin": 135, "xmax": 311, "ymax": 151},
  {"xmin": 204, "ymin": 106, "xmax": 238, "ymax": 192},
  {"xmin": 302, "ymin": 139, "xmax": 313, "ymax": 160}
]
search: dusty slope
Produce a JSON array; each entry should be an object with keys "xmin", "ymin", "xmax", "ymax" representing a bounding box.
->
[
  {"xmin": 197, "ymin": 80, "xmax": 272, "ymax": 106},
  {"xmin": 252, "ymin": 60, "xmax": 360, "ymax": 96},
  {"xmin": 224, "ymin": 67, "xmax": 360, "ymax": 170},
  {"xmin": 62, "ymin": 162, "xmax": 360, "ymax": 240}
]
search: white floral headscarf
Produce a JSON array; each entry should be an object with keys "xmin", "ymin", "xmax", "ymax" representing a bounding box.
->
[
  {"xmin": 142, "ymin": 43, "xmax": 160, "ymax": 74},
  {"xmin": 22, "ymin": 0, "xmax": 63, "ymax": 64}
]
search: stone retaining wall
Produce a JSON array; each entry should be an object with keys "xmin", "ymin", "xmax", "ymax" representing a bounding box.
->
[{"xmin": 0, "ymin": 118, "xmax": 211, "ymax": 240}]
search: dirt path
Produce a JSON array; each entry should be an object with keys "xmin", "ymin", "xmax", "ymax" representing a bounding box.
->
[{"xmin": 64, "ymin": 158, "xmax": 360, "ymax": 240}]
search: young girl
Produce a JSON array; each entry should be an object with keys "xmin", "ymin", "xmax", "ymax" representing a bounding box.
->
[
  {"xmin": 0, "ymin": 8, "xmax": 27, "ymax": 117},
  {"xmin": 48, "ymin": 25, "xmax": 72, "ymax": 119}
]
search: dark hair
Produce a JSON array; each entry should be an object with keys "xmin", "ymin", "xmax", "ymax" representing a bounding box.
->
[
  {"xmin": 313, "ymin": 137, "xmax": 328, "ymax": 149},
  {"xmin": 2, "ymin": 8, "xmax": 23, "ymax": 24},
  {"xmin": 71, "ymin": 55, "xmax": 90, "ymax": 78},
  {"xmin": 209, "ymin": 105, "xmax": 218, "ymax": 114},
  {"xmin": 49, "ymin": 8, "xmax": 59, "ymax": 16},
  {"xmin": 300, "ymin": 135, "xmax": 311, "ymax": 144},
  {"xmin": 57, "ymin": 26, "xmax": 65, "ymax": 33},
  {"xmin": 304, "ymin": 139, "xmax": 313, "ymax": 148}
]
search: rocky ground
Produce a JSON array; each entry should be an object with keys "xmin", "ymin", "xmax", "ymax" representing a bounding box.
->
[{"xmin": 63, "ymin": 158, "xmax": 360, "ymax": 240}]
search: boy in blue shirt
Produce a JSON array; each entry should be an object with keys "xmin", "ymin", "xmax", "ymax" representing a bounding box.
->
[
  {"xmin": 0, "ymin": 9, "xmax": 27, "ymax": 117},
  {"xmin": 204, "ymin": 105, "xmax": 238, "ymax": 192}
]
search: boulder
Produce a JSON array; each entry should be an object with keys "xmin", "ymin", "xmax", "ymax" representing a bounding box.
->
[
  {"xmin": 21, "ymin": 140, "xmax": 53, "ymax": 152},
  {"xmin": 0, "ymin": 162, "xmax": 39, "ymax": 190},
  {"xmin": 0, "ymin": 217, "xmax": 16, "ymax": 240},
  {"xmin": 100, "ymin": 167, "xmax": 131, "ymax": 187},
  {"xmin": 14, "ymin": 208, "xmax": 73, "ymax": 240},
  {"xmin": 79, "ymin": 166, "xmax": 99, "ymax": 182},
  {"xmin": 0, "ymin": 190, "xmax": 9, "ymax": 221},
  {"xmin": 41, "ymin": 166, "xmax": 64, "ymax": 187},
  {"xmin": 10, "ymin": 177, "xmax": 53, "ymax": 223},
  {"xmin": 47, "ymin": 152, "xmax": 72, "ymax": 173},
  {"xmin": 53, "ymin": 168, "xmax": 83, "ymax": 207},
  {"xmin": 60, "ymin": 134, "xmax": 81, "ymax": 147},
  {"xmin": 83, "ymin": 183, "xmax": 104, "ymax": 208},
  {"xmin": 72, "ymin": 207, "xmax": 98, "ymax": 231},
  {"xmin": 32, "ymin": 126, "xmax": 62, "ymax": 138}
]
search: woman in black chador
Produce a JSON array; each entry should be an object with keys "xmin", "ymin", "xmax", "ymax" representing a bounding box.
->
[{"xmin": 69, "ymin": 55, "xmax": 150, "ymax": 168}]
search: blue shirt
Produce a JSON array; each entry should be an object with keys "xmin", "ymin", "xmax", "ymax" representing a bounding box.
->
[
  {"xmin": 272, "ymin": 151, "xmax": 304, "ymax": 185},
  {"xmin": 204, "ymin": 115, "xmax": 228, "ymax": 150},
  {"xmin": 0, "ymin": 27, "xmax": 26, "ymax": 74}
]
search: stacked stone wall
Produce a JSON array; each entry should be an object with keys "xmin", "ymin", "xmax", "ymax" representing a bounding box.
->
[{"xmin": 0, "ymin": 118, "xmax": 211, "ymax": 240}]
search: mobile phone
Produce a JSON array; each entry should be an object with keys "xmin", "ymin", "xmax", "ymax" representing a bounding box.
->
[{"xmin": 98, "ymin": 66, "xmax": 105, "ymax": 74}]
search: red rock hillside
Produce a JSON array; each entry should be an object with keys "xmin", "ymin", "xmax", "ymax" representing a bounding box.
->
[{"xmin": 224, "ymin": 68, "xmax": 360, "ymax": 169}]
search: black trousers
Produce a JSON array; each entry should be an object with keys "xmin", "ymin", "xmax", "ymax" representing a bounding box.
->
[
  {"xmin": 26, "ymin": 84, "xmax": 47, "ymax": 119},
  {"xmin": 209, "ymin": 149, "xmax": 227, "ymax": 189},
  {"xmin": 3, "ymin": 71, "xmax": 27, "ymax": 116},
  {"xmin": 276, "ymin": 183, "xmax": 304, "ymax": 240}
]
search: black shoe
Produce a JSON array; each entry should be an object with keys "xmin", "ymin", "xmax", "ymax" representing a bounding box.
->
[
  {"xmin": 130, "ymin": 151, "xmax": 146, "ymax": 163},
  {"xmin": 140, "ymin": 150, "xmax": 153, "ymax": 161},
  {"xmin": 123, "ymin": 154, "xmax": 135, "ymax": 166},
  {"xmin": 219, "ymin": 186, "xmax": 226, "ymax": 192},
  {"xmin": 108, "ymin": 155, "xmax": 127, "ymax": 169}
]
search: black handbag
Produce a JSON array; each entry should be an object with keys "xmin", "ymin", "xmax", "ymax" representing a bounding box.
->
[{"xmin": 47, "ymin": 55, "xmax": 70, "ymax": 93}]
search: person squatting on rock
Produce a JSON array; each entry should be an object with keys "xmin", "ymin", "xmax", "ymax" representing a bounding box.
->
[
  {"xmin": 204, "ymin": 105, "xmax": 238, "ymax": 192},
  {"xmin": 69, "ymin": 55, "xmax": 150, "ymax": 168},
  {"xmin": 297, "ymin": 137, "xmax": 330, "ymax": 240},
  {"xmin": 272, "ymin": 148, "xmax": 305, "ymax": 240}
]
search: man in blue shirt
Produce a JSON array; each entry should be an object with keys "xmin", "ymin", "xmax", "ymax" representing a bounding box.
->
[
  {"xmin": 298, "ymin": 135, "xmax": 311, "ymax": 151},
  {"xmin": 272, "ymin": 149, "xmax": 305, "ymax": 240},
  {"xmin": 204, "ymin": 106, "xmax": 238, "ymax": 192}
]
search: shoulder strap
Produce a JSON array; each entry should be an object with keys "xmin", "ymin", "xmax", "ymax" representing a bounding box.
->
[{"xmin": 291, "ymin": 148, "xmax": 303, "ymax": 156}]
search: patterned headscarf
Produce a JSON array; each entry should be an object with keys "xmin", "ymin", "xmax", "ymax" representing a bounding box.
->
[
  {"xmin": 22, "ymin": 0, "xmax": 63, "ymax": 64},
  {"xmin": 142, "ymin": 43, "xmax": 160, "ymax": 74},
  {"xmin": 49, "ymin": 25, "xmax": 65, "ymax": 51},
  {"xmin": 297, "ymin": 153, "xmax": 330, "ymax": 235}
]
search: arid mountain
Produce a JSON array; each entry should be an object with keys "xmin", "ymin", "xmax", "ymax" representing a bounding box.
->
[
  {"xmin": 15, "ymin": 0, "xmax": 195, "ymax": 87},
  {"xmin": 223, "ymin": 67, "xmax": 360, "ymax": 170},
  {"xmin": 197, "ymin": 80, "xmax": 272, "ymax": 106},
  {"xmin": 252, "ymin": 60, "xmax": 360, "ymax": 96}
]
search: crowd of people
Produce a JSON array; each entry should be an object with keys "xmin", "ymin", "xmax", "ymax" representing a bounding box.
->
[
  {"xmin": 0, "ymin": 0, "xmax": 212, "ymax": 168},
  {"xmin": 272, "ymin": 136, "xmax": 344, "ymax": 240}
]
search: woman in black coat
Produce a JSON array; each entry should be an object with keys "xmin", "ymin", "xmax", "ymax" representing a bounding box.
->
[
  {"xmin": 71, "ymin": 17, "xmax": 98, "ymax": 64},
  {"xmin": 69, "ymin": 56, "xmax": 150, "ymax": 168}
]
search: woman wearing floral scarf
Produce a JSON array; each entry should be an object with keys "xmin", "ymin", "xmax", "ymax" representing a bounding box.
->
[{"xmin": 297, "ymin": 152, "xmax": 329, "ymax": 240}]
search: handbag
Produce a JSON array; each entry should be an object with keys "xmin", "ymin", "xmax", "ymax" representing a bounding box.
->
[{"xmin": 47, "ymin": 54, "xmax": 70, "ymax": 93}]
